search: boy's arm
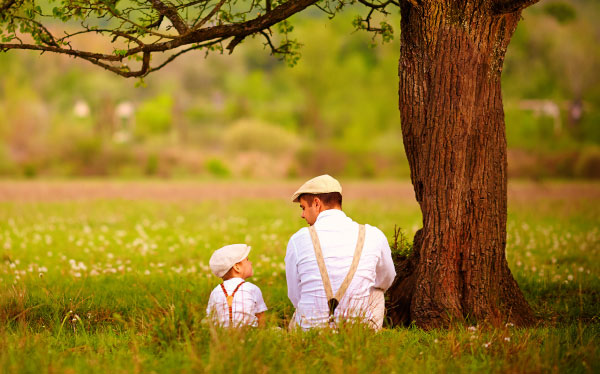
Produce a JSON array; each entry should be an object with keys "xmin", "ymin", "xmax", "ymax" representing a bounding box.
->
[
  {"xmin": 255, "ymin": 312, "xmax": 265, "ymax": 327},
  {"xmin": 253, "ymin": 285, "xmax": 268, "ymax": 327}
]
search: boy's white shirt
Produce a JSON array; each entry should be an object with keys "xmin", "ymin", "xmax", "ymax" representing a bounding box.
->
[
  {"xmin": 206, "ymin": 278, "xmax": 267, "ymax": 327},
  {"xmin": 285, "ymin": 209, "xmax": 396, "ymax": 329}
]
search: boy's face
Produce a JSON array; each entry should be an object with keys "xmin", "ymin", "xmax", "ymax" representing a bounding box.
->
[{"xmin": 237, "ymin": 257, "xmax": 253, "ymax": 279}]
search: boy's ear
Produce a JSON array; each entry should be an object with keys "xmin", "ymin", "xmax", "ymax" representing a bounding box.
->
[{"xmin": 232, "ymin": 262, "xmax": 241, "ymax": 273}]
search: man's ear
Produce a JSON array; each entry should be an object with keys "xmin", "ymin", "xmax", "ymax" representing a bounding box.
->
[
  {"xmin": 313, "ymin": 197, "xmax": 322, "ymax": 209},
  {"xmin": 314, "ymin": 197, "xmax": 327, "ymax": 212}
]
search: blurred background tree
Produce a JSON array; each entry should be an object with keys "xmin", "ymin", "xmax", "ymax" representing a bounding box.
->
[{"xmin": 0, "ymin": 0, "xmax": 598, "ymax": 179}]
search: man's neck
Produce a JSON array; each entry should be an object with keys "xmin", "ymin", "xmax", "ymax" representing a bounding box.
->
[{"xmin": 319, "ymin": 206, "xmax": 342, "ymax": 214}]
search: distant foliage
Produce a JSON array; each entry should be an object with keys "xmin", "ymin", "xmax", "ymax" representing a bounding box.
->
[
  {"xmin": 205, "ymin": 158, "xmax": 231, "ymax": 178},
  {"xmin": 543, "ymin": 2, "xmax": 577, "ymax": 24},
  {"xmin": 135, "ymin": 94, "xmax": 173, "ymax": 137},
  {"xmin": 0, "ymin": 1, "xmax": 598, "ymax": 178}
]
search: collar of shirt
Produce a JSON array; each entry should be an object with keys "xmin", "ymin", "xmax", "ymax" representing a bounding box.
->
[
  {"xmin": 314, "ymin": 209, "xmax": 347, "ymax": 226},
  {"xmin": 223, "ymin": 277, "xmax": 245, "ymax": 286}
]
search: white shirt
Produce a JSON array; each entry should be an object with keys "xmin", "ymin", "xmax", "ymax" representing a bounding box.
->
[
  {"xmin": 206, "ymin": 278, "xmax": 268, "ymax": 327},
  {"xmin": 285, "ymin": 209, "xmax": 396, "ymax": 329}
]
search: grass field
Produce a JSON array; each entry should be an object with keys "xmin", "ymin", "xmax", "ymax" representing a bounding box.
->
[{"xmin": 0, "ymin": 181, "xmax": 599, "ymax": 373}]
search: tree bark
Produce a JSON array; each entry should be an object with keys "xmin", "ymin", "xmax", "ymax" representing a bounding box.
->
[{"xmin": 387, "ymin": 0, "xmax": 536, "ymax": 328}]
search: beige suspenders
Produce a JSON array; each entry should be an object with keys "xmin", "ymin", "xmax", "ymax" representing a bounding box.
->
[{"xmin": 308, "ymin": 224, "xmax": 366, "ymax": 322}]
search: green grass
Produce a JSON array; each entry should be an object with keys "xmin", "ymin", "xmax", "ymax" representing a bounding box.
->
[{"xmin": 0, "ymin": 190, "xmax": 599, "ymax": 373}]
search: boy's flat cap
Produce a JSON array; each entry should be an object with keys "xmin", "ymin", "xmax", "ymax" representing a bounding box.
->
[
  {"xmin": 209, "ymin": 244, "xmax": 251, "ymax": 278},
  {"xmin": 291, "ymin": 174, "xmax": 342, "ymax": 202}
]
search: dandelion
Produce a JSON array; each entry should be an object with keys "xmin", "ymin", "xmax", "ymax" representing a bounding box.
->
[
  {"xmin": 483, "ymin": 342, "xmax": 491, "ymax": 348},
  {"xmin": 504, "ymin": 337, "xmax": 511, "ymax": 342},
  {"xmin": 468, "ymin": 326, "xmax": 477, "ymax": 332},
  {"xmin": 578, "ymin": 267, "xmax": 584, "ymax": 272},
  {"xmin": 567, "ymin": 275, "xmax": 573, "ymax": 281}
]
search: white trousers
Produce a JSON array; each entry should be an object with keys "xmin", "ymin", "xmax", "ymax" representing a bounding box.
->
[{"xmin": 289, "ymin": 288, "xmax": 386, "ymax": 330}]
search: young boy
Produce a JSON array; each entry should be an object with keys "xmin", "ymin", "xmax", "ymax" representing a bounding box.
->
[{"xmin": 206, "ymin": 244, "xmax": 267, "ymax": 327}]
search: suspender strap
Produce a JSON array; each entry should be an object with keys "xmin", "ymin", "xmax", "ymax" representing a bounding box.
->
[
  {"xmin": 309, "ymin": 224, "xmax": 366, "ymax": 320},
  {"xmin": 220, "ymin": 281, "xmax": 245, "ymax": 323}
]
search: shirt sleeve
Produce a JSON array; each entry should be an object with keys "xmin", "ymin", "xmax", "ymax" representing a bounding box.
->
[
  {"xmin": 373, "ymin": 229, "xmax": 396, "ymax": 291},
  {"xmin": 285, "ymin": 236, "xmax": 300, "ymax": 308},
  {"xmin": 253, "ymin": 285, "xmax": 268, "ymax": 314}
]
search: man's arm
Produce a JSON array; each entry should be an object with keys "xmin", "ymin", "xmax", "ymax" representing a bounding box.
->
[
  {"xmin": 285, "ymin": 238, "xmax": 300, "ymax": 308},
  {"xmin": 373, "ymin": 230, "xmax": 396, "ymax": 290}
]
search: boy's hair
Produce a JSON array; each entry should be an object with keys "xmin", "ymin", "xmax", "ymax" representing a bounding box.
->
[
  {"xmin": 222, "ymin": 267, "xmax": 235, "ymax": 280},
  {"xmin": 299, "ymin": 192, "xmax": 342, "ymax": 208}
]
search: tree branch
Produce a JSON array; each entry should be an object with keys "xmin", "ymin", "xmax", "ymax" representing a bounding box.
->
[
  {"xmin": 357, "ymin": 0, "xmax": 395, "ymax": 9},
  {"xmin": 492, "ymin": 0, "xmax": 541, "ymax": 14},
  {"xmin": 12, "ymin": 16, "xmax": 59, "ymax": 47},
  {"xmin": 193, "ymin": 0, "xmax": 228, "ymax": 30},
  {"xmin": 148, "ymin": 38, "xmax": 226, "ymax": 74},
  {"xmin": 81, "ymin": 51, "xmax": 151, "ymax": 78},
  {"xmin": 0, "ymin": 0, "xmax": 320, "ymax": 77},
  {"xmin": 0, "ymin": 42, "xmax": 122, "ymax": 61},
  {"xmin": 149, "ymin": 0, "xmax": 189, "ymax": 34},
  {"xmin": 0, "ymin": 0, "xmax": 17, "ymax": 13}
]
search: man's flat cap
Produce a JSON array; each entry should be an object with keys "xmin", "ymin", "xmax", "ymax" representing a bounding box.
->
[{"xmin": 291, "ymin": 174, "xmax": 342, "ymax": 202}]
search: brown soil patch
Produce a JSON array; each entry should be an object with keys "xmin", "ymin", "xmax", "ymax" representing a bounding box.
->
[{"xmin": 0, "ymin": 180, "xmax": 597, "ymax": 202}]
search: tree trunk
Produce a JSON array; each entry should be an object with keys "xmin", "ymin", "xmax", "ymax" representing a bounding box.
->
[{"xmin": 387, "ymin": 1, "xmax": 536, "ymax": 328}]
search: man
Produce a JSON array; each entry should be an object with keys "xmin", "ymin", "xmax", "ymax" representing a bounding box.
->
[{"xmin": 285, "ymin": 175, "xmax": 396, "ymax": 329}]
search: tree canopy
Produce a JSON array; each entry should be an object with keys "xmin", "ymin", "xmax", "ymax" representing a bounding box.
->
[{"xmin": 0, "ymin": 0, "xmax": 396, "ymax": 77}]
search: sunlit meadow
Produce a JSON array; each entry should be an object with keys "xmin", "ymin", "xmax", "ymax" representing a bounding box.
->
[{"xmin": 0, "ymin": 183, "xmax": 598, "ymax": 373}]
